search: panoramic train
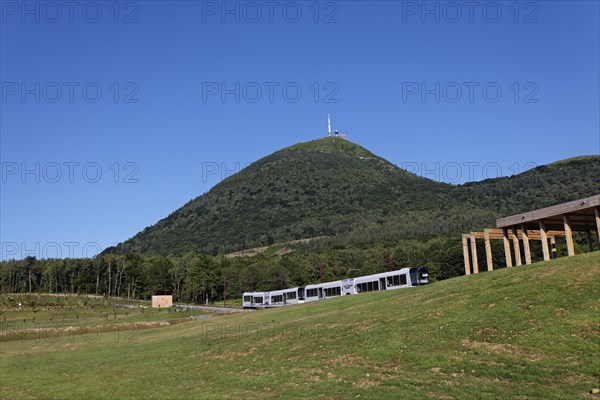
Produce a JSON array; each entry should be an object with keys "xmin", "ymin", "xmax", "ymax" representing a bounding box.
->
[{"xmin": 242, "ymin": 266, "xmax": 429, "ymax": 309}]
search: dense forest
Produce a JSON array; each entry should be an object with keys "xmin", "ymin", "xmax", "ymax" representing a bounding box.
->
[{"xmin": 0, "ymin": 233, "xmax": 592, "ymax": 304}]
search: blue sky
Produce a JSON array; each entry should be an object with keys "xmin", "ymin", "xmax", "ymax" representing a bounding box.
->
[{"xmin": 1, "ymin": 1, "xmax": 599, "ymax": 260}]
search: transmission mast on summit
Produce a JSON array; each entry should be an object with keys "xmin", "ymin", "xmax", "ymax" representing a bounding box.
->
[{"xmin": 328, "ymin": 114, "xmax": 332, "ymax": 136}]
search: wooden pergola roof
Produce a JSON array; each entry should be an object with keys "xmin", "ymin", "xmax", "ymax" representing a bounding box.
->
[
  {"xmin": 496, "ymin": 195, "xmax": 600, "ymax": 231},
  {"xmin": 462, "ymin": 195, "xmax": 600, "ymax": 275}
]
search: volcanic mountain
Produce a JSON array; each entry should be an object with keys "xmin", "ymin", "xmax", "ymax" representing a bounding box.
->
[{"xmin": 106, "ymin": 138, "xmax": 599, "ymax": 256}]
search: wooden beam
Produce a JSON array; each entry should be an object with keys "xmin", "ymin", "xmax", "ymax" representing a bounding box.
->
[
  {"xmin": 462, "ymin": 235, "xmax": 471, "ymax": 275},
  {"xmin": 470, "ymin": 228, "xmax": 565, "ymax": 239},
  {"xmin": 470, "ymin": 235, "xmax": 479, "ymax": 274},
  {"xmin": 563, "ymin": 215, "xmax": 575, "ymax": 257},
  {"xmin": 469, "ymin": 231, "xmax": 558, "ymax": 241},
  {"xmin": 496, "ymin": 195, "xmax": 600, "ymax": 228},
  {"xmin": 484, "ymin": 229, "xmax": 493, "ymax": 271},
  {"xmin": 550, "ymin": 236, "xmax": 557, "ymax": 259},
  {"xmin": 512, "ymin": 227, "xmax": 522, "ymax": 266},
  {"xmin": 522, "ymin": 225, "xmax": 532, "ymax": 265},
  {"xmin": 502, "ymin": 228, "xmax": 513, "ymax": 268},
  {"xmin": 539, "ymin": 221, "xmax": 550, "ymax": 261}
]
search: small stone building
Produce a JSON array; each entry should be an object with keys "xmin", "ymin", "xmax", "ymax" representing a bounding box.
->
[{"xmin": 151, "ymin": 295, "xmax": 173, "ymax": 308}]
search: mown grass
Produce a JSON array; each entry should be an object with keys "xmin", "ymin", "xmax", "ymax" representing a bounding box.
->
[{"xmin": 1, "ymin": 252, "xmax": 599, "ymax": 399}]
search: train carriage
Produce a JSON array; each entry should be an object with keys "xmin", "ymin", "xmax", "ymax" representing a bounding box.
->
[
  {"xmin": 242, "ymin": 291, "xmax": 271, "ymax": 309},
  {"xmin": 269, "ymin": 287, "xmax": 305, "ymax": 306},
  {"xmin": 304, "ymin": 280, "xmax": 343, "ymax": 302},
  {"xmin": 352, "ymin": 267, "xmax": 429, "ymax": 293}
]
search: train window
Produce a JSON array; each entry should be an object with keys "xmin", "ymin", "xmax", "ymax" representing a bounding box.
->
[
  {"xmin": 287, "ymin": 291, "xmax": 297, "ymax": 300},
  {"xmin": 307, "ymin": 289, "xmax": 318, "ymax": 297},
  {"xmin": 254, "ymin": 297, "xmax": 263, "ymax": 304},
  {"xmin": 388, "ymin": 275, "xmax": 401, "ymax": 287},
  {"xmin": 243, "ymin": 296, "xmax": 251, "ymax": 303},
  {"xmin": 272, "ymin": 295, "xmax": 283, "ymax": 303},
  {"xmin": 400, "ymin": 274, "xmax": 407, "ymax": 285},
  {"xmin": 357, "ymin": 281, "xmax": 379, "ymax": 292}
]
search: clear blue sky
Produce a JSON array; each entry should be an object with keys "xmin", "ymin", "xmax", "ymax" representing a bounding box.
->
[{"xmin": 1, "ymin": 1, "xmax": 599, "ymax": 260}]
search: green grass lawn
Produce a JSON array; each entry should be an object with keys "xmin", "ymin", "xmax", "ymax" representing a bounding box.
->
[{"xmin": 1, "ymin": 252, "xmax": 599, "ymax": 399}]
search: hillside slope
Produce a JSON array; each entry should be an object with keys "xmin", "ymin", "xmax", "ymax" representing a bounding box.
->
[
  {"xmin": 108, "ymin": 138, "xmax": 599, "ymax": 256},
  {"xmin": 2, "ymin": 252, "xmax": 598, "ymax": 399}
]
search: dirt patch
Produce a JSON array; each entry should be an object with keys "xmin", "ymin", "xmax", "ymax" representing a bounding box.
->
[
  {"xmin": 461, "ymin": 339, "xmax": 544, "ymax": 362},
  {"xmin": 355, "ymin": 377, "xmax": 377, "ymax": 388},
  {"xmin": 566, "ymin": 263, "xmax": 600, "ymax": 289},
  {"xmin": 0, "ymin": 317, "xmax": 196, "ymax": 342},
  {"xmin": 326, "ymin": 353, "xmax": 371, "ymax": 368}
]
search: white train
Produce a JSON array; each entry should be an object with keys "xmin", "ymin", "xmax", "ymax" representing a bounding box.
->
[{"xmin": 243, "ymin": 266, "xmax": 429, "ymax": 309}]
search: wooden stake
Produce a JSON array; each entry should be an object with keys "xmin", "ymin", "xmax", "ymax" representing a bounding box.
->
[{"xmin": 223, "ymin": 277, "xmax": 227, "ymax": 307}]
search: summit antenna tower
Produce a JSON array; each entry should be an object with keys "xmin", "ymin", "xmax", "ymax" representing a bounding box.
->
[{"xmin": 328, "ymin": 114, "xmax": 332, "ymax": 136}]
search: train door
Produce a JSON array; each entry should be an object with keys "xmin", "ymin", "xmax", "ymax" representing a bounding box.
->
[
  {"xmin": 379, "ymin": 278, "xmax": 386, "ymax": 290},
  {"xmin": 318, "ymin": 288, "xmax": 324, "ymax": 299}
]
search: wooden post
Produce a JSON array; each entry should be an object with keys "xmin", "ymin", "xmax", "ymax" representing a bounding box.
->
[
  {"xmin": 550, "ymin": 236, "xmax": 557, "ymax": 259},
  {"xmin": 387, "ymin": 247, "xmax": 391, "ymax": 272},
  {"xmin": 462, "ymin": 235, "xmax": 471, "ymax": 275},
  {"xmin": 223, "ymin": 276, "xmax": 227, "ymax": 307},
  {"xmin": 470, "ymin": 235, "xmax": 479, "ymax": 274},
  {"xmin": 586, "ymin": 231, "xmax": 594, "ymax": 252},
  {"xmin": 502, "ymin": 228, "xmax": 513, "ymax": 268},
  {"xmin": 521, "ymin": 225, "xmax": 532, "ymax": 265},
  {"xmin": 512, "ymin": 227, "xmax": 522, "ymax": 266},
  {"xmin": 539, "ymin": 221, "xmax": 550, "ymax": 261},
  {"xmin": 484, "ymin": 230, "xmax": 493, "ymax": 271},
  {"xmin": 563, "ymin": 215, "xmax": 575, "ymax": 256}
]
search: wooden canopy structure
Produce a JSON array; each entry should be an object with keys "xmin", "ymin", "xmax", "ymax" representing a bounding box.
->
[{"xmin": 463, "ymin": 195, "xmax": 600, "ymax": 275}]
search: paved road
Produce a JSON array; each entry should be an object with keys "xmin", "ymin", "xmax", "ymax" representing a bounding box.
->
[
  {"xmin": 174, "ymin": 304, "xmax": 252, "ymax": 313},
  {"xmin": 114, "ymin": 303, "xmax": 251, "ymax": 313}
]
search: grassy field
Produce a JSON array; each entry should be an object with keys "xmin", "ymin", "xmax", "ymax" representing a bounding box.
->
[
  {"xmin": 1, "ymin": 252, "xmax": 599, "ymax": 399},
  {"xmin": 0, "ymin": 294, "xmax": 207, "ymax": 342}
]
